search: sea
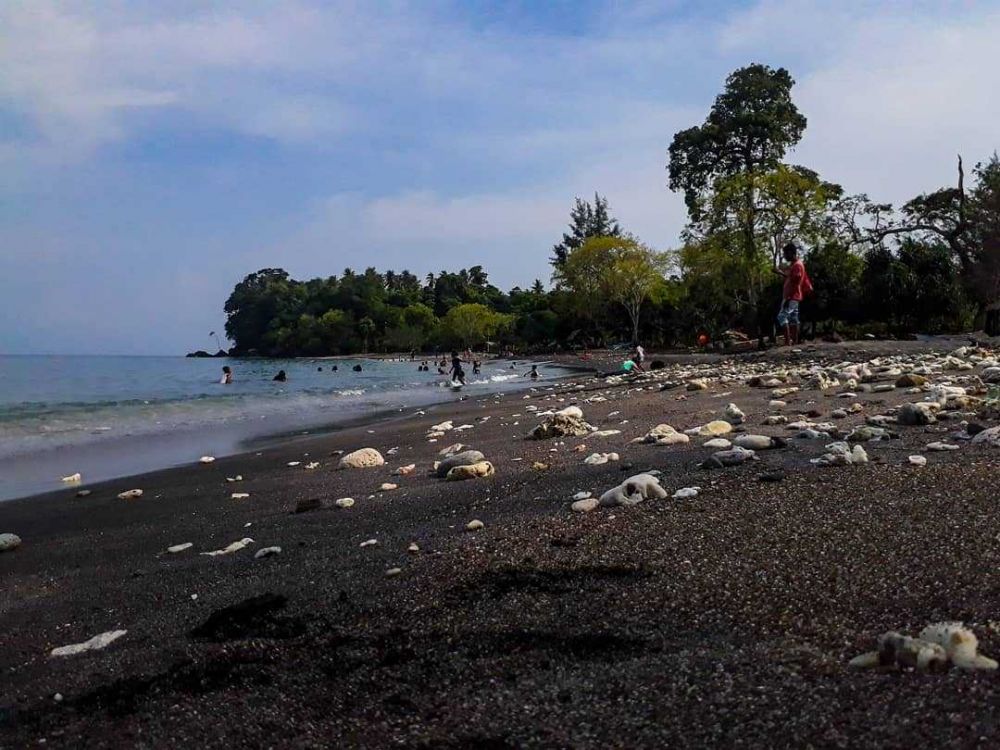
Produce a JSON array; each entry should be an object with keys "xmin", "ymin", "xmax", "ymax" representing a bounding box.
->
[{"xmin": 0, "ymin": 355, "xmax": 576, "ymax": 502}]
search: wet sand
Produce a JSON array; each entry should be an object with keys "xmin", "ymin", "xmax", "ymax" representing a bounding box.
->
[{"xmin": 2, "ymin": 339, "xmax": 1000, "ymax": 748}]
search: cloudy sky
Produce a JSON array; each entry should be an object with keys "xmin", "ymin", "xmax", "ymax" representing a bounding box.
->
[{"xmin": 2, "ymin": 0, "xmax": 998, "ymax": 354}]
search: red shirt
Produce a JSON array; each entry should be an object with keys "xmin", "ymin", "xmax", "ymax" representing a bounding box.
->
[{"xmin": 783, "ymin": 259, "xmax": 806, "ymax": 301}]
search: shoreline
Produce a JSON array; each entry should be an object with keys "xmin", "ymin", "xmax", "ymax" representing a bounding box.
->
[
  {"xmin": 0, "ymin": 359, "xmax": 582, "ymax": 504},
  {"xmin": 3, "ymin": 340, "xmax": 1000, "ymax": 747}
]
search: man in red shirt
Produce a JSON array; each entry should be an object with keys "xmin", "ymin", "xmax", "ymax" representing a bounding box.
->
[{"xmin": 774, "ymin": 242, "xmax": 810, "ymax": 346}]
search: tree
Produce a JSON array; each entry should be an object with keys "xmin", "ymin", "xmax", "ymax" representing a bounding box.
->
[
  {"xmin": 555, "ymin": 235, "xmax": 667, "ymax": 344},
  {"xmin": 551, "ymin": 193, "xmax": 622, "ymax": 267},
  {"xmin": 224, "ymin": 268, "xmax": 306, "ymax": 355},
  {"xmin": 801, "ymin": 243, "xmax": 864, "ymax": 330},
  {"xmin": 440, "ymin": 304, "xmax": 509, "ymax": 348},
  {"xmin": 667, "ymin": 65, "xmax": 809, "ymax": 334},
  {"xmin": 682, "ymin": 165, "xmax": 840, "ymax": 325},
  {"xmin": 358, "ymin": 317, "xmax": 375, "ymax": 354},
  {"xmin": 668, "ymin": 64, "xmax": 807, "ymax": 221}
]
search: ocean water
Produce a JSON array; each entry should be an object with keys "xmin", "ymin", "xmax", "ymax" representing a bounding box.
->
[{"xmin": 0, "ymin": 355, "xmax": 573, "ymax": 501}]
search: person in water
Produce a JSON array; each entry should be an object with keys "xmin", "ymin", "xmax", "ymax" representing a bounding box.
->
[
  {"xmin": 273, "ymin": 369, "xmax": 287, "ymax": 382},
  {"xmin": 524, "ymin": 365, "xmax": 539, "ymax": 379},
  {"xmin": 220, "ymin": 365, "xmax": 233, "ymax": 384},
  {"xmin": 449, "ymin": 351, "xmax": 467, "ymax": 385},
  {"xmin": 332, "ymin": 365, "xmax": 338, "ymax": 372},
  {"xmin": 472, "ymin": 360, "xmax": 481, "ymax": 375},
  {"xmin": 353, "ymin": 364, "xmax": 362, "ymax": 372}
]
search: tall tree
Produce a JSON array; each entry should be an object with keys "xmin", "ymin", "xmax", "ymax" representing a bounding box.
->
[
  {"xmin": 668, "ymin": 64, "xmax": 807, "ymax": 218},
  {"xmin": 551, "ymin": 193, "xmax": 622, "ymax": 267}
]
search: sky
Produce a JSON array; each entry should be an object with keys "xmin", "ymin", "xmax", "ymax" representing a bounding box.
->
[{"xmin": 1, "ymin": 0, "xmax": 998, "ymax": 355}]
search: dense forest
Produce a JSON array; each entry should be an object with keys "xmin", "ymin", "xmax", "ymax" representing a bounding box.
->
[{"xmin": 223, "ymin": 64, "xmax": 1000, "ymax": 356}]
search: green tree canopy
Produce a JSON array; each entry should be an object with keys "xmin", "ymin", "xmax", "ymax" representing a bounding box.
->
[{"xmin": 551, "ymin": 193, "xmax": 623, "ymax": 267}]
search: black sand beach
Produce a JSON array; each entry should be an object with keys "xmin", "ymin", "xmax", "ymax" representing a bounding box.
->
[{"xmin": 3, "ymin": 340, "xmax": 1000, "ymax": 748}]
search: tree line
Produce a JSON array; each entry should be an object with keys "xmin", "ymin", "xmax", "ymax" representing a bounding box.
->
[{"xmin": 223, "ymin": 64, "xmax": 1000, "ymax": 356}]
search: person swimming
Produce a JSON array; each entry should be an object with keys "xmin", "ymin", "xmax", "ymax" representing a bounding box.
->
[
  {"xmin": 220, "ymin": 365, "xmax": 232, "ymax": 384},
  {"xmin": 273, "ymin": 369, "xmax": 287, "ymax": 382},
  {"xmin": 524, "ymin": 365, "xmax": 539, "ymax": 380},
  {"xmin": 352, "ymin": 364, "xmax": 362, "ymax": 372},
  {"xmin": 332, "ymin": 365, "xmax": 338, "ymax": 372}
]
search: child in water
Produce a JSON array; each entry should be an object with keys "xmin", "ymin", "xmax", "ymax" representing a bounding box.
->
[{"xmin": 220, "ymin": 366, "xmax": 233, "ymax": 384}]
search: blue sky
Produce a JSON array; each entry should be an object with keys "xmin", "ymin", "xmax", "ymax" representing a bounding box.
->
[{"xmin": 2, "ymin": 0, "xmax": 998, "ymax": 354}]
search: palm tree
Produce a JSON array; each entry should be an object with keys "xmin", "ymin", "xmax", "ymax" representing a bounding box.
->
[{"xmin": 358, "ymin": 317, "xmax": 375, "ymax": 354}]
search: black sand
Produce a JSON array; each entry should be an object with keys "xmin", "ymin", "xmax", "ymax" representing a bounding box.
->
[{"xmin": 2, "ymin": 341, "xmax": 1000, "ymax": 748}]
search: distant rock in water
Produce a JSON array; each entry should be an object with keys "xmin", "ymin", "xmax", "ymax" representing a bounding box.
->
[{"xmin": 186, "ymin": 350, "xmax": 212, "ymax": 358}]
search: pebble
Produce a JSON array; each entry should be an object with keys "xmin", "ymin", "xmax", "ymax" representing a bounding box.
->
[
  {"xmin": 360, "ymin": 539, "xmax": 378, "ymax": 547},
  {"xmin": 225, "ymin": 475, "xmax": 243, "ymax": 482},
  {"xmin": 385, "ymin": 567, "xmax": 402, "ymax": 577},
  {"xmin": 673, "ymin": 487, "xmax": 700, "ymax": 499},
  {"xmin": 571, "ymin": 497, "xmax": 600, "ymax": 513},
  {"xmin": 408, "ymin": 543, "xmax": 420, "ymax": 553},
  {"xmin": 254, "ymin": 546, "xmax": 281, "ymax": 559},
  {"xmin": 466, "ymin": 519, "xmax": 485, "ymax": 532},
  {"xmin": 50, "ymin": 630, "xmax": 127, "ymax": 657},
  {"xmin": 231, "ymin": 492, "xmax": 250, "ymax": 499},
  {"xmin": 304, "ymin": 462, "xmax": 320, "ymax": 470},
  {"xmin": 166, "ymin": 542, "xmax": 193, "ymax": 554},
  {"xmin": 909, "ymin": 455, "xmax": 928, "ymax": 466},
  {"xmin": 702, "ymin": 438, "xmax": 732, "ymax": 449},
  {"xmin": 61, "ymin": 473, "xmax": 82, "ymax": 483},
  {"xmin": 201, "ymin": 538, "xmax": 254, "ymax": 556},
  {"xmin": 335, "ymin": 497, "xmax": 355, "ymax": 509},
  {"xmin": 117, "ymin": 489, "xmax": 143, "ymax": 500},
  {"xmin": 199, "ymin": 456, "xmax": 215, "ymax": 464},
  {"xmin": 0, "ymin": 533, "xmax": 22, "ymax": 552},
  {"xmin": 927, "ymin": 442, "xmax": 960, "ymax": 451},
  {"xmin": 572, "ymin": 491, "xmax": 592, "ymax": 500},
  {"xmin": 75, "ymin": 489, "xmax": 92, "ymax": 497},
  {"xmin": 379, "ymin": 483, "xmax": 398, "ymax": 491}
]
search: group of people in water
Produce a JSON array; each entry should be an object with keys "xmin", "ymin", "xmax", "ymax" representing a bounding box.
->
[
  {"xmin": 220, "ymin": 362, "xmax": 367, "ymax": 384},
  {"xmin": 219, "ymin": 352, "xmax": 541, "ymax": 387}
]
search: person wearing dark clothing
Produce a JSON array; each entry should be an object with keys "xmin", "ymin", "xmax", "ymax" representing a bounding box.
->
[
  {"xmin": 449, "ymin": 351, "xmax": 467, "ymax": 385},
  {"xmin": 273, "ymin": 370, "xmax": 287, "ymax": 382}
]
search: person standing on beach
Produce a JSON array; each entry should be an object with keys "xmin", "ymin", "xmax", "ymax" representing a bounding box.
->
[{"xmin": 774, "ymin": 242, "xmax": 812, "ymax": 346}]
